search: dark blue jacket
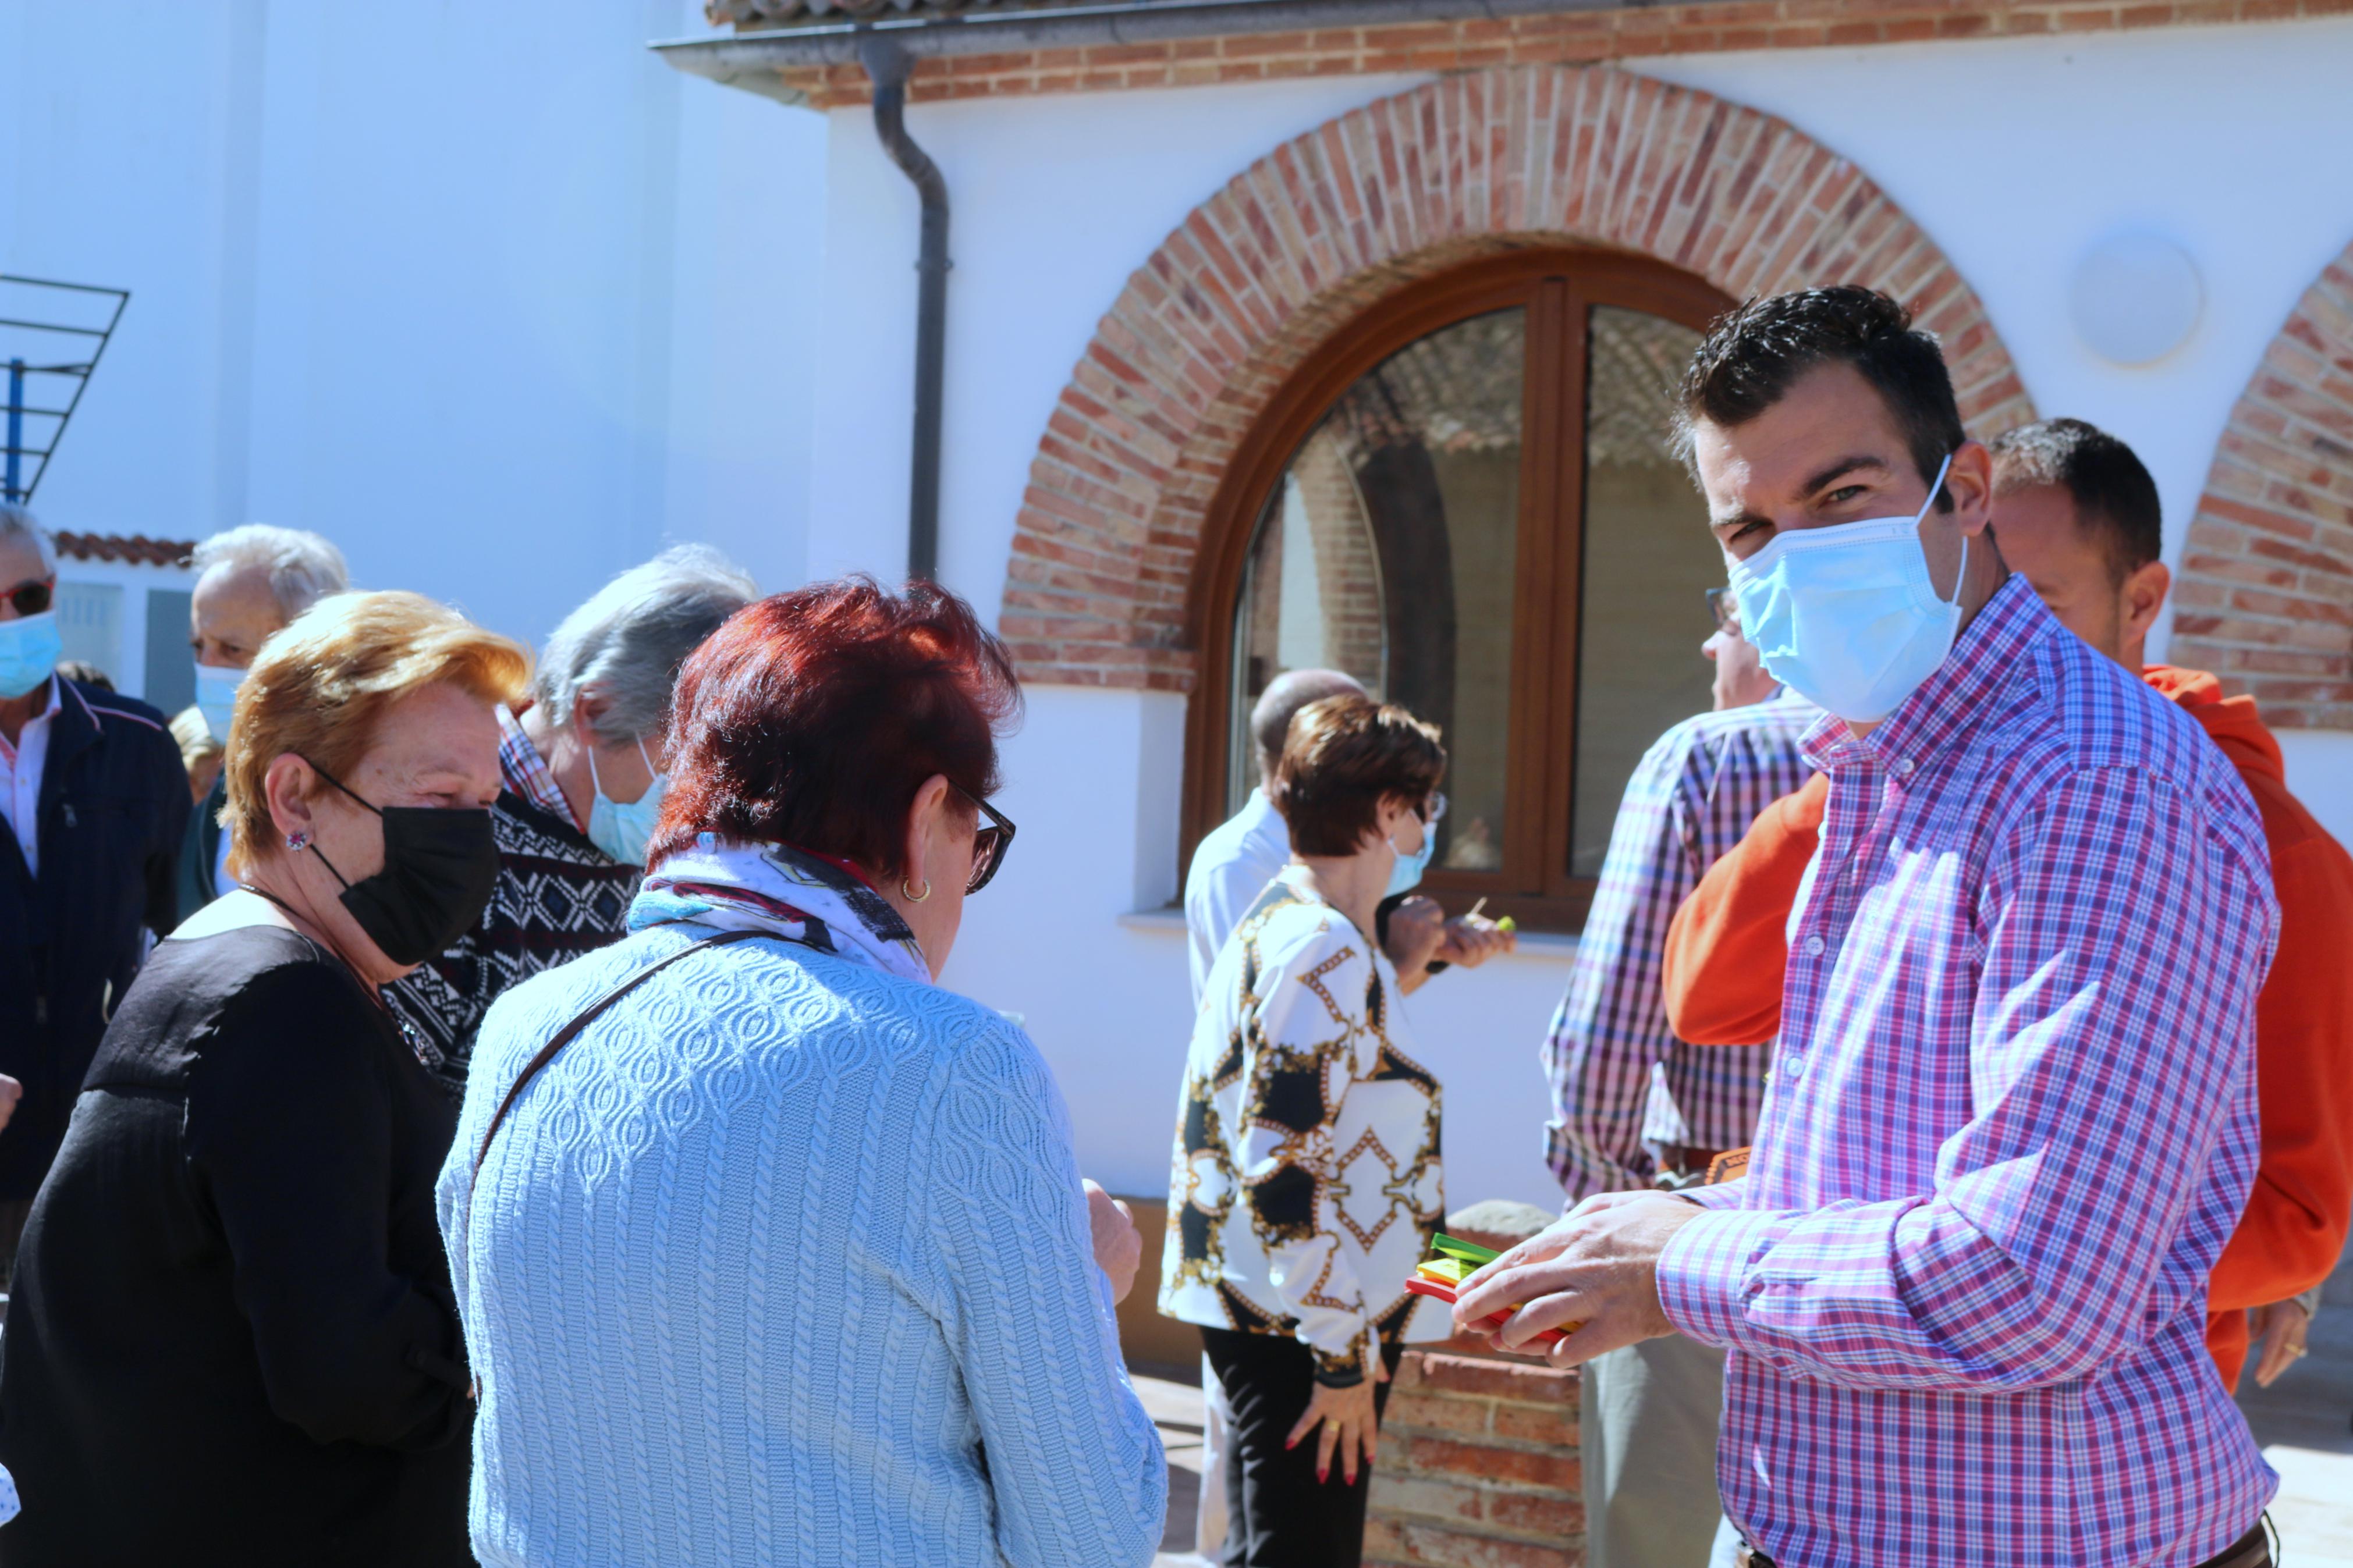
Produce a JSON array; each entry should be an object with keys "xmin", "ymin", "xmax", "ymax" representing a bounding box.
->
[{"xmin": 0, "ymin": 678, "xmax": 189, "ymax": 1200}]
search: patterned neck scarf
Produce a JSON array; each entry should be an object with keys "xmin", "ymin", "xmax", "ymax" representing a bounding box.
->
[{"xmin": 627, "ymin": 834, "xmax": 931, "ymax": 986}]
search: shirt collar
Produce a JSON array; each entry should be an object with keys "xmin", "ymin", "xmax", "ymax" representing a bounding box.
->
[
  {"xmin": 496, "ymin": 703, "xmax": 576, "ymax": 825},
  {"xmin": 0, "ymin": 677, "xmax": 62, "ymax": 766},
  {"xmin": 1802, "ymin": 573, "xmax": 2050, "ymax": 773}
]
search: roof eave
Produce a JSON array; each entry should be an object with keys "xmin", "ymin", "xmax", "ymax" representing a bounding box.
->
[{"xmin": 653, "ymin": 0, "xmax": 1682, "ymax": 98}]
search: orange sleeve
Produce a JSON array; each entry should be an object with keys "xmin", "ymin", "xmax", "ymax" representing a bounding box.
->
[
  {"xmin": 2206, "ymin": 811, "xmax": 2353, "ymax": 1315},
  {"xmin": 1662, "ymin": 772, "xmax": 1827, "ymax": 1046}
]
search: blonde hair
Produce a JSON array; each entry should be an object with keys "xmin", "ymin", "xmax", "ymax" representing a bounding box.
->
[
  {"xmin": 223, "ymin": 591, "xmax": 529, "ymax": 877},
  {"xmin": 169, "ymin": 706, "xmax": 223, "ymax": 773}
]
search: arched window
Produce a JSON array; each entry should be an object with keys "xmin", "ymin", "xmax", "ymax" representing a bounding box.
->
[{"xmin": 1184, "ymin": 250, "xmax": 1734, "ymax": 930}]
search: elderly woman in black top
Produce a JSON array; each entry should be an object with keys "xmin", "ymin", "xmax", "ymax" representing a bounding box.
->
[{"xmin": 0, "ymin": 589, "xmax": 526, "ymax": 1566}]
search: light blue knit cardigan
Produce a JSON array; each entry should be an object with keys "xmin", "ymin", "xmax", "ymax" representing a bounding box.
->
[{"xmin": 438, "ymin": 923, "xmax": 1167, "ymax": 1566}]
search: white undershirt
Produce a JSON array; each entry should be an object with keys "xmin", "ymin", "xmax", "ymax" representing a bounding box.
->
[{"xmin": 0, "ymin": 677, "xmax": 62, "ymax": 878}]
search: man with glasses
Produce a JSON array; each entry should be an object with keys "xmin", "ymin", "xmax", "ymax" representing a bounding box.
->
[
  {"xmin": 0, "ymin": 503, "xmax": 189, "ymax": 1282},
  {"xmin": 1539, "ymin": 585, "xmax": 1816, "ymax": 1568}
]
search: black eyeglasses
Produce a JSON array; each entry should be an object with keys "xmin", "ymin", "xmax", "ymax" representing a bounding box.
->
[
  {"xmin": 1705, "ymin": 586, "xmax": 1737, "ymax": 635},
  {"xmin": 4, "ymin": 578, "xmax": 53, "ymax": 619},
  {"xmin": 951, "ymin": 783, "xmax": 1018, "ymax": 895}
]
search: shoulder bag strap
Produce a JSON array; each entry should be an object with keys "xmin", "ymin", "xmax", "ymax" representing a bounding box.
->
[{"xmin": 471, "ymin": 926, "xmax": 764, "ymax": 1176}]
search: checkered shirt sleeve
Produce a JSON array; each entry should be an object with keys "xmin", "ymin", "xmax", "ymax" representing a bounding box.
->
[{"xmin": 1543, "ymin": 695, "xmax": 1816, "ymax": 1203}]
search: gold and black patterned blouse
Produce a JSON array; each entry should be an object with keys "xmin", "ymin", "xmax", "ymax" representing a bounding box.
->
[{"xmin": 1158, "ymin": 866, "xmax": 1447, "ymax": 1385}]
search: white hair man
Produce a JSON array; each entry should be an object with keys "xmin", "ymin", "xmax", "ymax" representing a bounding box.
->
[
  {"xmin": 177, "ymin": 524, "xmax": 352, "ymax": 920},
  {"xmin": 384, "ymin": 545, "xmax": 756, "ymax": 1091},
  {"xmin": 0, "ymin": 503, "xmax": 189, "ymax": 1279}
]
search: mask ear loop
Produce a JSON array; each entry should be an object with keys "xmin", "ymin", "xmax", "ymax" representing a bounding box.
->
[{"xmin": 1916, "ymin": 452, "xmax": 1963, "ymax": 609}]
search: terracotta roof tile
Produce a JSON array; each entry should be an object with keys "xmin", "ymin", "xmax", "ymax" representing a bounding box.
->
[
  {"xmin": 710, "ymin": 0, "xmax": 1201, "ymax": 27},
  {"xmin": 54, "ymin": 532, "xmax": 196, "ymax": 568}
]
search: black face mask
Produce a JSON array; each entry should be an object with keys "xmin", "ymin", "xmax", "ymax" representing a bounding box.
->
[{"xmin": 304, "ymin": 762, "xmax": 501, "ymax": 966}]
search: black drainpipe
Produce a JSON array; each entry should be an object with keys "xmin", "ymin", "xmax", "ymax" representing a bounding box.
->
[{"xmin": 857, "ymin": 33, "xmax": 949, "ymax": 584}]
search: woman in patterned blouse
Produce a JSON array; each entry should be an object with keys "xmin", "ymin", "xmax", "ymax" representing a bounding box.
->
[{"xmin": 1159, "ymin": 693, "xmax": 1454, "ymax": 1568}]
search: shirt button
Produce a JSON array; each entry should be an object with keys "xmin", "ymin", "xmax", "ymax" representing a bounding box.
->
[
  {"xmin": 1783, "ymin": 1053, "xmax": 1806, "ymax": 1078},
  {"xmin": 1893, "ymin": 756, "xmax": 1915, "ymax": 778},
  {"xmin": 1804, "ymin": 935, "xmax": 1827, "ymax": 958}
]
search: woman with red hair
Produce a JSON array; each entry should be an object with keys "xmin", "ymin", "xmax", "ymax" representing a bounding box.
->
[{"xmin": 439, "ymin": 578, "xmax": 1165, "ymax": 1568}]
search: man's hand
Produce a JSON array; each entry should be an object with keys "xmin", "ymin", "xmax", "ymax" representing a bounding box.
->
[
  {"xmin": 1433, "ymin": 912, "xmax": 1516, "ymax": 969},
  {"xmin": 1449, "ymin": 1193, "xmax": 1705, "ymax": 1367},
  {"xmin": 1383, "ymin": 895, "xmax": 1449, "ymax": 993},
  {"xmin": 1084, "ymin": 1179, "xmax": 1142, "ymax": 1304},
  {"xmin": 2249, "ymin": 1297, "xmax": 2315, "ymax": 1388},
  {"xmin": 0, "ymin": 1073, "xmax": 22, "ymax": 1135},
  {"xmin": 1706, "ymin": 622, "xmax": 1778, "ymax": 712}
]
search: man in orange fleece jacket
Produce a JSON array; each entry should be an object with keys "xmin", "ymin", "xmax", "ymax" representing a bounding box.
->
[{"xmin": 1663, "ymin": 418, "xmax": 2353, "ymax": 1392}]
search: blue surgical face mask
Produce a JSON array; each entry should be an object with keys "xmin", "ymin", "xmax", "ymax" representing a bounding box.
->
[
  {"xmin": 587, "ymin": 739, "xmax": 667, "ymax": 867},
  {"xmin": 193, "ymin": 660, "xmax": 245, "ymax": 741},
  {"xmin": 0, "ymin": 611, "xmax": 62, "ymax": 701},
  {"xmin": 1385, "ymin": 816, "xmax": 1436, "ymax": 898},
  {"xmin": 1727, "ymin": 454, "xmax": 1964, "ymax": 724}
]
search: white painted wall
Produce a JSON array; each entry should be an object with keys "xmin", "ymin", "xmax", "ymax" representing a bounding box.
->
[
  {"xmin": 807, "ymin": 74, "xmax": 1426, "ymax": 599},
  {"xmin": 0, "ymin": 0, "xmax": 824, "ymax": 659},
  {"xmin": 810, "ymin": 17, "xmax": 2353, "ymax": 1210}
]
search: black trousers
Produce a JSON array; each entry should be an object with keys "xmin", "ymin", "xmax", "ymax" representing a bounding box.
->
[{"xmin": 1201, "ymin": 1326, "xmax": 1404, "ymax": 1568}]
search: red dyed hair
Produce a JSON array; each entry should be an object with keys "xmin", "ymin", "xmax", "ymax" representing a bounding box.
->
[{"xmin": 647, "ymin": 577, "xmax": 1020, "ymax": 879}]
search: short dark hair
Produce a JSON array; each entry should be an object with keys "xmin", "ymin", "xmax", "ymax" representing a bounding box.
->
[
  {"xmin": 1988, "ymin": 418, "xmax": 2162, "ymax": 586},
  {"xmin": 648, "ymin": 577, "xmax": 1021, "ymax": 879},
  {"xmin": 1272, "ymin": 695, "xmax": 1446, "ymax": 858},
  {"xmin": 1674, "ymin": 286, "xmax": 1965, "ymax": 508},
  {"xmin": 1251, "ymin": 668, "xmax": 1365, "ymax": 778}
]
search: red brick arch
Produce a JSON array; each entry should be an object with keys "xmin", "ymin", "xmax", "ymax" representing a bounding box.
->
[
  {"xmin": 999, "ymin": 65, "xmax": 2036, "ymax": 690},
  {"xmin": 2169, "ymin": 244, "xmax": 2353, "ymax": 730}
]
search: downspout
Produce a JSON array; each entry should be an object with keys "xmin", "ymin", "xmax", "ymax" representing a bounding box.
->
[{"xmin": 857, "ymin": 33, "xmax": 949, "ymax": 584}]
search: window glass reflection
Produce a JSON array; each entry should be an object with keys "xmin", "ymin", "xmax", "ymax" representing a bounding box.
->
[
  {"xmin": 1569, "ymin": 305, "xmax": 1721, "ymax": 878},
  {"xmin": 1231, "ymin": 309, "xmax": 1525, "ymax": 879}
]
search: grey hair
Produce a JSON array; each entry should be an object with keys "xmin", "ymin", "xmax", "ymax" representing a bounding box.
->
[
  {"xmin": 534, "ymin": 545, "xmax": 758, "ymax": 746},
  {"xmin": 189, "ymin": 524, "xmax": 350, "ymax": 620},
  {"xmin": 0, "ymin": 503, "xmax": 57, "ymax": 577}
]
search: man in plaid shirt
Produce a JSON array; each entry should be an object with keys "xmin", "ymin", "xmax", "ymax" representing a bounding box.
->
[
  {"xmin": 1460, "ymin": 288, "xmax": 2278, "ymax": 1568},
  {"xmin": 1542, "ymin": 610, "xmax": 1814, "ymax": 1568}
]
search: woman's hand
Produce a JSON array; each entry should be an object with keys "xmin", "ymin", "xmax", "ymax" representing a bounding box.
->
[
  {"xmin": 1284, "ymin": 1358, "xmax": 1388, "ymax": 1484},
  {"xmin": 0, "ymin": 1073, "xmax": 20, "ymax": 1135},
  {"xmin": 2250, "ymin": 1296, "xmax": 2315, "ymax": 1388},
  {"xmin": 1083, "ymin": 1179, "xmax": 1142, "ymax": 1304}
]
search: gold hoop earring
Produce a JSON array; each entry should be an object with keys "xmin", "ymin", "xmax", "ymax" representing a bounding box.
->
[{"xmin": 902, "ymin": 877, "xmax": 932, "ymax": 903}]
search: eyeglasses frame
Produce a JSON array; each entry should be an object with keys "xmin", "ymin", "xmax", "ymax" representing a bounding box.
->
[
  {"xmin": 949, "ymin": 781, "xmax": 1019, "ymax": 895},
  {"xmin": 2, "ymin": 577, "xmax": 55, "ymax": 620}
]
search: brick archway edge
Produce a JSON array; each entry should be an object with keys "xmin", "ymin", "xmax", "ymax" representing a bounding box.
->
[
  {"xmin": 2169, "ymin": 244, "xmax": 2353, "ymax": 730},
  {"xmin": 998, "ymin": 64, "xmax": 2036, "ymax": 691}
]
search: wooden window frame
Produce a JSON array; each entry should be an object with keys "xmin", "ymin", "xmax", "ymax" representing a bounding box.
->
[{"xmin": 1179, "ymin": 247, "xmax": 1733, "ymax": 933}]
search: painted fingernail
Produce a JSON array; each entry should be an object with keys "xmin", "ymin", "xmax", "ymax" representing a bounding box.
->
[{"xmin": 1316, "ymin": 1467, "xmax": 1328, "ymax": 1483}]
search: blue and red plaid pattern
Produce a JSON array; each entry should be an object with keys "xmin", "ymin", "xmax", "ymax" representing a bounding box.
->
[
  {"xmin": 496, "ymin": 705, "xmax": 574, "ymax": 827},
  {"xmin": 1658, "ymin": 578, "xmax": 2280, "ymax": 1567},
  {"xmin": 1543, "ymin": 690, "xmax": 1817, "ymax": 1201}
]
